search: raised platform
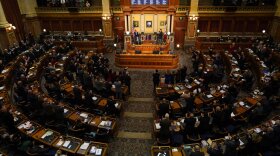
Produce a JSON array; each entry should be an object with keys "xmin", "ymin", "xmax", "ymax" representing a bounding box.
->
[
  {"xmin": 115, "ymin": 54, "xmax": 178, "ymax": 69},
  {"xmin": 126, "ymin": 42, "xmax": 170, "ymax": 54}
]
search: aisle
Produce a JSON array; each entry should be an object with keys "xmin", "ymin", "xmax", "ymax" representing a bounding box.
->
[{"xmin": 108, "ymin": 71, "xmax": 155, "ymax": 156}]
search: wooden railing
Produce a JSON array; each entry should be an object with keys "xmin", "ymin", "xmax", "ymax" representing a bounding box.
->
[
  {"xmin": 115, "ymin": 54, "xmax": 179, "ymax": 69},
  {"xmin": 198, "ymin": 6, "xmax": 277, "ymax": 13},
  {"xmin": 36, "ymin": 6, "xmax": 103, "ymax": 13}
]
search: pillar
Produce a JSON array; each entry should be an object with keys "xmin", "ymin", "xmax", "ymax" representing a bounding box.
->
[
  {"xmin": 0, "ymin": 1, "xmax": 14, "ymax": 50},
  {"xmin": 270, "ymin": 0, "xmax": 280, "ymax": 41},
  {"xmin": 17, "ymin": 0, "xmax": 41, "ymax": 37},
  {"xmin": 102, "ymin": 0, "xmax": 113, "ymax": 38},
  {"xmin": 185, "ymin": 0, "xmax": 199, "ymax": 45}
]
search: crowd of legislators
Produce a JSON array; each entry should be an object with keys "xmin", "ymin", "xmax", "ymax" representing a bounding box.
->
[
  {"xmin": 0, "ymin": 32, "xmax": 54, "ymax": 72},
  {"xmin": 153, "ymin": 36, "xmax": 280, "ymax": 155},
  {"xmin": 36, "ymin": 0, "xmax": 95, "ymax": 7}
]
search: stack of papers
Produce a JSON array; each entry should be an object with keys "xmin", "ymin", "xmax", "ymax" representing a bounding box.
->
[
  {"xmin": 239, "ymin": 101, "xmax": 245, "ymax": 106},
  {"xmin": 41, "ymin": 131, "xmax": 53, "ymax": 139},
  {"xmin": 172, "ymin": 148, "xmax": 178, "ymax": 152},
  {"xmin": 80, "ymin": 113, "xmax": 88, "ymax": 118},
  {"xmin": 92, "ymin": 97, "xmax": 97, "ymax": 100},
  {"xmin": 155, "ymin": 123, "xmax": 161, "ymax": 129},
  {"xmin": 63, "ymin": 140, "xmax": 70, "ymax": 148},
  {"xmin": 80, "ymin": 142, "xmax": 90, "ymax": 150},
  {"xmin": 96, "ymin": 149, "xmax": 102, "ymax": 155},
  {"xmin": 56, "ymin": 139, "xmax": 64, "ymax": 146},
  {"xmin": 207, "ymin": 95, "xmax": 213, "ymax": 98}
]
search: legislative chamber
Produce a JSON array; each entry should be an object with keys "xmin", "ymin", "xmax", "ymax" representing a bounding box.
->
[{"xmin": 0, "ymin": 0, "xmax": 280, "ymax": 156}]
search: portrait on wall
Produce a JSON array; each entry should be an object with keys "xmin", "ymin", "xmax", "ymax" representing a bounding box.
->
[
  {"xmin": 160, "ymin": 21, "xmax": 165, "ymax": 26},
  {"xmin": 146, "ymin": 21, "xmax": 152, "ymax": 27},
  {"xmin": 133, "ymin": 21, "xmax": 139, "ymax": 27}
]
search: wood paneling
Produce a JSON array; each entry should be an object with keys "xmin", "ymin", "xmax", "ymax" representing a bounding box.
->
[
  {"xmin": 198, "ymin": 20, "xmax": 208, "ymax": 32},
  {"xmin": 222, "ymin": 20, "xmax": 231, "ymax": 32},
  {"xmin": 40, "ymin": 19, "xmax": 102, "ymax": 32},
  {"xmin": 197, "ymin": 17, "xmax": 272, "ymax": 33},
  {"xmin": 210, "ymin": 20, "xmax": 219, "ymax": 32}
]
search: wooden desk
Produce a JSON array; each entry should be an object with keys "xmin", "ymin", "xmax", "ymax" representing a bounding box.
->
[
  {"xmin": 115, "ymin": 54, "xmax": 179, "ymax": 69},
  {"xmin": 59, "ymin": 137, "xmax": 83, "ymax": 154},
  {"xmin": 151, "ymin": 146, "xmax": 172, "ymax": 156},
  {"xmin": 32, "ymin": 129, "xmax": 60, "ymax": 146}
]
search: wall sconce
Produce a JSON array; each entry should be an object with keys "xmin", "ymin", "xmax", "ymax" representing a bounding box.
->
[
  {"xmin": 114, "ymin": 43, "xmax": 117, "ymax": 47},
  {"xmin": 43, "ymin": 29, "xmax": 46, "ymax": 32},
  {"xmin": 189, "ymin": 14, "xmax": 198, "ymax": 21},
  {"xmin": 99, "ymin": 29, "xmax": 102, "ymax": 32},
  {"xmin": 167, "ymin": 32, "xmax": 171, "ymax": 36},
  {"xmin": 125, "ymin": 31, "xmax": 130, "ymax": 35},
  {"xmin": 197, "ymin": 29, "xmax": 200, "ymax": 33},
  {"xmin": 176, "ymin": 44, "xmax": 180, "ymax": 49},
  {"xmin": 102, "ymin": 15, "xmax": 111, "ymax": 20},
  {"xmin": 262, "ymin": 29, "xmax": 266, "ymax": 34},
  {"xmin": 7, "ymin": 24, "xmax": 16, "ymax": 31}
]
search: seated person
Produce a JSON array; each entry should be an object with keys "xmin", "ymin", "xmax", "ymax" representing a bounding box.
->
[
  {"xmin": 207, "ymin": 141, "xmax": 223, "ymax": 156},
  {"xmin": 190, "ymin": 145, "xmax": 205, "ymax": 156}
]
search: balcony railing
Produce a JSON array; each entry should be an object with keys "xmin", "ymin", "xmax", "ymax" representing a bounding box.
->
[
  {"xmin": 36, "ymin": 7, "xmax": 103, "ymax": 13},
  {"xmin": 110, "ymin": 7, "xmax": 123, "ymax": 13},
  {"xmin": 198, "ymin": 6, "xmax": 277, "ymax": 13},
  {"xmin": 176, "ymin": 6, "xmax": 190, "ymax": 13}
]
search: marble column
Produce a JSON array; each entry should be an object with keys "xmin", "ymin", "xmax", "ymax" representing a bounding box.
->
[
  {"xmin": 153, "ymin": 14, "xmax": 158, "ymax": 33},
  {"xmin": 0, "ymin": 1, "xmax": 12, "ymax": 50},
  {"xmin": 102, "ymin": 0, "xmax": 113, "ymax": 38},
  {"xmin": 185, "ymin": 0, "xmax": 199, "ymax": 45},
  {"xmin": 17, "ymin": 0, "xmax": 41, "ymax": 37}
]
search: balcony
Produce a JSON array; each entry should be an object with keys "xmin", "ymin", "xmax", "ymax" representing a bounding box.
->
[
  {"xmin": 35, "ymin": 7, "xmax": 103, "ymax": 14},
  {"xmin": 198, "ymin": 6, "xmax": 277, "ymax": 14}
]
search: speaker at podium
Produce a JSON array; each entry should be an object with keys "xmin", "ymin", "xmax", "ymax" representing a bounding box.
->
[{"xmin": 135, "ymin": 50, "xmax": 141, "ymax": 54}]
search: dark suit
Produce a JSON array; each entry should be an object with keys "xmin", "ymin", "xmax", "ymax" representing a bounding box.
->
[
  {"xmin": 159, "ymin": 119, "xmax": 171, "ymax": 140},
  {"xmin": 159, "ymin": 102, "xmax": 169, "ymax": 118},
  {"xmin": 190, "ymin": 151, "xmax": 205, "ymax": 156}
]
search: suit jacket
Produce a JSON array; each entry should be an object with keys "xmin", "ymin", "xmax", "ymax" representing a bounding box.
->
[{"xmin": 190, "ymin": 151, "xmax": 205, "ymax": 156}]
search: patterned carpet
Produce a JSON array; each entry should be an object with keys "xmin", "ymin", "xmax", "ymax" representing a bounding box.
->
[{"xmin": 104, "ymin": 50, "xmax": 190, "ymax": 156}]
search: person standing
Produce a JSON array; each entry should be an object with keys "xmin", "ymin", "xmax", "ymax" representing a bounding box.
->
[
  {"xmin": 153, "ymin": 70, "xmax": 160, "ymax": 89},
  {"xmin": 114, "ymin": 78, "xmax": 122, "ymax": 99}
]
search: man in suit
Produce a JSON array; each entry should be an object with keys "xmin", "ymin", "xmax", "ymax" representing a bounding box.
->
[
  {"xmin": 159, "ymin": 113, "xmax": 171, "ymax": 140},
  {"xmin": 153, "ymin": 70, "xmax": 160, "ymax": 90},
  {"xmin": 159, "ymin": 99, "xmax": 170, "ymax": 118},
  {"xmin": 134, "ymin": 30, "xmax": 140, "ymax": 45}
]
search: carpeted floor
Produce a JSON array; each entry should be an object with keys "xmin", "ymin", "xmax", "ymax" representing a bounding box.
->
[{"xmin": 105, "ymin": 50, "xmax": 190, "ymax": 156}]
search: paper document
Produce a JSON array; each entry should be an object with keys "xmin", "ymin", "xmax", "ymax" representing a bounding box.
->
[
  {"xmin": 155, "ymin": 123, "xmax": 161, "ymax": 129},
  {"xmin": 80, "ymin": 142, "xmax": 90, "ymax": 150},
  {"xmin": 80, "ymin": 113, "xmax": 88, "ymax": 118},
  {"xmin": 56, "ymin": 139, "xmax": 64, "ymax": 146},
  {"xmin": 63, "ymin": 140, "xmax": 70, "ymax": 147},
  {"xmin": 231, "ymin": 112, "xmax": 235, "ymax": 117},
  {"xmin": 96, "ymin": 149, "xmax": 102, "ymax": 155},
  {"xmin": 207, "ymin": 95, "xmax": 213, "ymax": 98},
  {"xmin": 90, "ymin": 146, "xmax": 96, "ymax": 153},
  {"xmin": 239, "ymin": 139, "xmax": 244, "ymax": 146}
]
